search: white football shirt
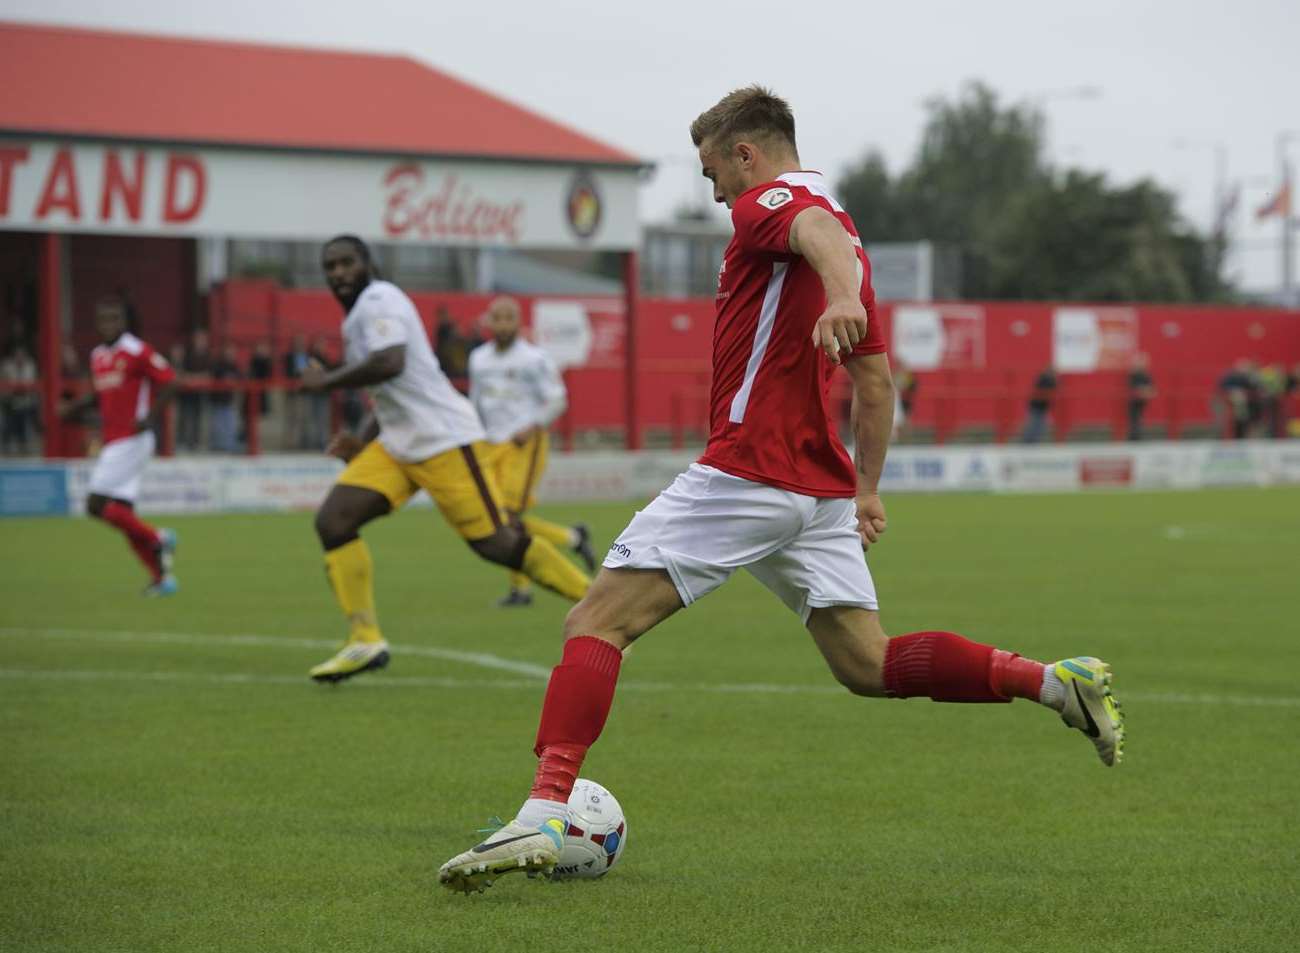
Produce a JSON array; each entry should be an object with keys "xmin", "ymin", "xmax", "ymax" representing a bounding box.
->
[
  {"xmin": 341, "ymin": 280, "xmax": 484, "ymax": 462},
  {"xmin": 468, "ymin": 337, "xmax": 568, "ymax": 444}
]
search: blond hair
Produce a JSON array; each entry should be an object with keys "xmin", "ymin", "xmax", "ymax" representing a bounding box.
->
[{"xmin": 690, "ymin": 85, "xmax": 798, "ymax": 157}]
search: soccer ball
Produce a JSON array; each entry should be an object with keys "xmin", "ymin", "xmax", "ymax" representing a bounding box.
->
[{"xmin": 551, "ymin": 778, "xmax": 627, "ymax": 880}]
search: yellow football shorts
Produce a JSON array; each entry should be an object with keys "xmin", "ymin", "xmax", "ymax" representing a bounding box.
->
[
  {"xmin": 337, "ymin": 440, "xmax": 508, "ymax": 541},
  {"xmin": 483, "ymin": 430, "xmax": 549, "ymax": 514}
]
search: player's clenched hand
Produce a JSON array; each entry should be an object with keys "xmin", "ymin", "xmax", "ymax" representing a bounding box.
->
[
  {"xmin": 300, "ymin": 361, "xmax": 327, "ymax": 392},
  {"xmin": 856, "ymin": 492, "xmax": 887, "ymax": 549},
  {"xmin": 510, "ymin": 424, "xmax": 539, "ymax": 447},
  {"xmin": 325, "ymin": 432, "xmax": 365, "ymax": 463},
  {"xmin": 811, "ymin": 298, "xmax": 867, "ymax": 366}
]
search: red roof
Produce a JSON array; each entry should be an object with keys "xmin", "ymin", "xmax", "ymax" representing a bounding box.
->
[{"xmin": 0, "ymin": 21, "xmax": 640, "ymax": 166}]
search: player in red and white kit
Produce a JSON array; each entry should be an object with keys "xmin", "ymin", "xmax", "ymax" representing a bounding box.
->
[
  {"xmin": 60, "ymin": 295, "xmax": 179, "ymax": 596},
  {"xmin": 439, "ymin": 87, "xmax": 1125, "ymax": 892}
]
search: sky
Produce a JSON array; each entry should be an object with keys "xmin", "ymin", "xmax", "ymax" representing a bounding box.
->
[{"xmin": 3, "ymin": 0, "xmax": 1297, "ymax": 294}]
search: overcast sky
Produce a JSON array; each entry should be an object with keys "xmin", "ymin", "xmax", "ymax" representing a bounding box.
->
[{"xmin": 3, "ymin": 0, "xmax": 1297, "ymax": 293}]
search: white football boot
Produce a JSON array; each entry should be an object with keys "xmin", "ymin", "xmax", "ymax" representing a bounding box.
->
[
  {"xmin": 1053, "ymin": 656, "xmax": 1125, "ymax": 766},
  {"xmin": 438, "ymin": 818, "xmax": 565, "ymax": 895}
]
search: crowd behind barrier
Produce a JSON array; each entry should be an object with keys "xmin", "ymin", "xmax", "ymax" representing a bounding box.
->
[
  {"xmin": 2, "ymin": 298, "xmax": 1299, "ymax": 458},
  {"xmin": 3, "ymin": 363, "xmax": 1299, "ymax": 459}
]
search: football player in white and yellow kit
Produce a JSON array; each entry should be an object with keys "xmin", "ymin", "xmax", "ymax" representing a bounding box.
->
[
  {"xmin": 469, "ymin": 297, "xmax": 596, "ymax": 607},
  {"xmin": 301, "ymin": 237, "xmax": 590, "ymax": 682}
]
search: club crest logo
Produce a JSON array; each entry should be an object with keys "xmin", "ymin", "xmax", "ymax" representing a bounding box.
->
[{"xmin": 566, "ymin": 173, "xmax": 602, "ymax": 239}]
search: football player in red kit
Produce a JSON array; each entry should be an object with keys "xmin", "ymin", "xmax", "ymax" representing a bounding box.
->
[
  {"xmin": 438, "ymin": 87, "xmax": 1125, "ymax": 893},
  {"xmin": 60, "ymin": 295, "xmax": 179, "ymax": 596}
]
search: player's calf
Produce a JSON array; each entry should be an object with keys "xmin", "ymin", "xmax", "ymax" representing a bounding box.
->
[
  {"xmin": 879, "ymin": 630, "xmax": 1125, "ymax": 766},
  {"xmin": 807, "ymin": 605, "xmax": 888, "ymax": 697}
]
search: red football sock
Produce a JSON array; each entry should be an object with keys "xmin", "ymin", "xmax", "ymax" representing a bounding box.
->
[
  {"xmin": 882, "ymin": 631, "xmax": 1010, "ymax": 703},
  {"xmin": 530, "ymin": 636, "xmax": 623, "ymax": 803},
  {"xmin": 988, "ymin": 650, "xmax": 1047, "ymax": 702},
  {"xmin": 99, "ymin": 501, "xmax": 163, "ymax": 581}
]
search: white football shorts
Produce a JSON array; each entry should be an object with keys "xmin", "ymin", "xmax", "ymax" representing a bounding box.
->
[
  {"xmin": 88, "ymin": 431, "xmax": 155, "ymax": 502},
  {"xmin": 603, "ymin": 463, "xmax": 878, "ymax": 622}
]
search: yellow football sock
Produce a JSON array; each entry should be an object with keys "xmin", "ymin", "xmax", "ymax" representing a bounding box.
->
[
  {"xmin": 323, "ymin": 539, "xmax": 383, "ymax": 643},
  {"xmin": 508, "ymin": 570, "xmax": 532, "ymax": 593},
  {"xmin": 520, "ymin": 537, "xmax": 589, "ymax": 602},
  {"xmin": 522, "ymin": 514, "xmax": 574, "ymax": 548}
]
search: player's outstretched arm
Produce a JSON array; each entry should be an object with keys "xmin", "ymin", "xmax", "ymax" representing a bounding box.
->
[
  {"xmin": 57, "ymin": 390, "xmax": 98, "ymax": 421},
  {"xmin": 302, "ymin": 345, "xmax": 405, "ymax": 392},
  {"xmin": 789, "ymin": 206, "xmax": 867, "ymax": 365},
  {"xmin": 846, "ymin": 353, "xmax": 894, "ymax": 548}
]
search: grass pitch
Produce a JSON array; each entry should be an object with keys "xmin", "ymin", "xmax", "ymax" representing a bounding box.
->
[{"xmin": 1, "ymin": 488, "xmax": 1298, "ymax": 953}]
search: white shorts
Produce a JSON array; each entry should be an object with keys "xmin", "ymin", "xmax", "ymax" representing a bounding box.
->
[
  {"xmin": 88, "ymin": 432, "xmax": 155, "ymax": 503},
  {"xmin": 603, "ymin": 463, "xmax": 878, "ymax": 622}
]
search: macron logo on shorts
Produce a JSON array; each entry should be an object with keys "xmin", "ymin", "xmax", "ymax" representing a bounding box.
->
[{"xmin": 608, "ymin": 542, "xmax": 632, "ymax": 559}]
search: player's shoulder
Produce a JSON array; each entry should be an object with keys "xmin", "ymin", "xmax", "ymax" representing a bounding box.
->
[
  {"xmin": 116, "ymin": 333, "xmax": 147, "ymax": 356},
  {"xmin": 737, "ymin": 172, "xmax": 843, "ymax": 216},
  {"xmin": 357, "ymin": 279, "xmax": 414, "ymax": 313},
  {"xmin": 732, "ymin": 181, "xmax": 800, "ymax": 220},
  {"xmin": 514, "ymin": 337, "xmax": 546, "ymax": 361}
]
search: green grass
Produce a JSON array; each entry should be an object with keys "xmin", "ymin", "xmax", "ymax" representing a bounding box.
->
[{"xmin": 1, "ymin": 488, "xmax": 1298, "ymax": 953}]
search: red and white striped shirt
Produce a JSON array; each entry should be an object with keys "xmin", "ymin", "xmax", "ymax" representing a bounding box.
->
[
  {"xmin": 90, "ymin": 333, "xmax": 175, "ymax": 444},
  {"xmin": 699, "ymin": 171, "xmax": 886, "ymax": 498}
]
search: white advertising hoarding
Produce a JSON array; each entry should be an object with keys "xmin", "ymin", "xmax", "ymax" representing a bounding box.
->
[
  {"xmin": 1052, "ymin": 307, "xmax": 1139, "ymax": 373},
  {"xmin": 0, "ymin": 138, "xmax": 640, "ymax": 250},
  {"xmin": 6, "ymin": 442, "xmax": 1298, "ymax": 518}
]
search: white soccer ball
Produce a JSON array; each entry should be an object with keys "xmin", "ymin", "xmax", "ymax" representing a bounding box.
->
[{"xmin": 551, "ymin": 778, "xmax": 627, "ymax": 880}]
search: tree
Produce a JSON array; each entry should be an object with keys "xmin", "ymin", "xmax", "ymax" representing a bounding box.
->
[{"xmin": 838, "ymin": 81, "xmax": 1229, "ymax": 301}]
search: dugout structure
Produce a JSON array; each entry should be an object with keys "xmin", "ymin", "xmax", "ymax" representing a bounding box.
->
[{"xmin": 0, "ymin": 21, "xmax": 649, "ymax": 454}]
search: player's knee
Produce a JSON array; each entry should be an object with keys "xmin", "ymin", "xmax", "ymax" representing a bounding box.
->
[
  {"xmin": 86, "ymin": 494, "xmax": 108, "ymax": 518},
  {"xmin": 562, "ymin": 600, "xmax": 597, "ymax": 640},
  {"xmin": 563, "ymin": 596, "xmax": 635, "ymax": 645},
  {"xmin": 314, "ymin": 507, "xmax": 358, "ymax": 549},
  {"xmin": 468, "ymin": 527, "xmax": 529, "ymax": 569}
]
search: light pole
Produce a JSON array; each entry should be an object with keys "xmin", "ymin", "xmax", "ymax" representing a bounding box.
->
[
  {"xmin": 1276, "ymin": 131, "xmax": 1300, "ymax": 302},
  {"xmin": 1174, "ymin": 138, "xmax": 1230, "ymax": 283},
  {"xmin": 1173, "ymin": 138, "xmax": 1228, "ymax": 233}
]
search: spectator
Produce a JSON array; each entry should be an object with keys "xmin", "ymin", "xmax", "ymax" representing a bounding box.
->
[
  {"xmin": 891, "ymin": 358, "xmax": 917, "ymax": 442},
  {"xmin": 434, "ymin": 305, "xmax": 478, "ymax": 379},
  {"xmin": 1127, "ymin": 353, "xmax": 1156, "ymax": 441},
  {"xmin": 1288, "ymin": 364, "xmax": 1300, "ymax": 437},
  {"xmin": 1258, "ymin": 364, "xmax": 1287, "ymax": 439},
  {"xmin": 282, "ymin": 333, "xmax": 311, "ymax": 450},
  {"xmin": 341, "ymin": 388, "xmax": 366, "ymax": 432},
  {"xmin": 178, "ymin": 329, "xmax": 211, "ymax": 451},
  {"xmin": 247, "ymin": 341, "xmax": 274, "ymax": 417},
  {"xmin": 0, "ymin": 342, "xmax": 39, "ymax": 454},
  {"xmin": 60, "ymin": 343, "xmax": 89, "ymax": 456},
  {"xmin": 3, "ymin": 313, "xmax": 31, "ymax": 356},
  {"xmin": 1021, "ymin": 366, "xmax": 1057, "ymax": 444},
  {"xmin": 209, "ymin": 342, "xmax": 242, "ymax": 453},
  {"xmin": 1217, "ymin": 360, "xmax": 1257, "ymax": 439},
  {"xmin": 303, "ymin": 335, "xmax": 334, "ymax": 449}
]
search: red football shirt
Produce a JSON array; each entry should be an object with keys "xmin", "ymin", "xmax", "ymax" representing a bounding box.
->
[
  {"xmin": 698, "ymin": 171, "xmax": 886, "ymax": 498},
  {"xmin": 90, "ymin": 333, "xmax": 175, "ymax": 444}
]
